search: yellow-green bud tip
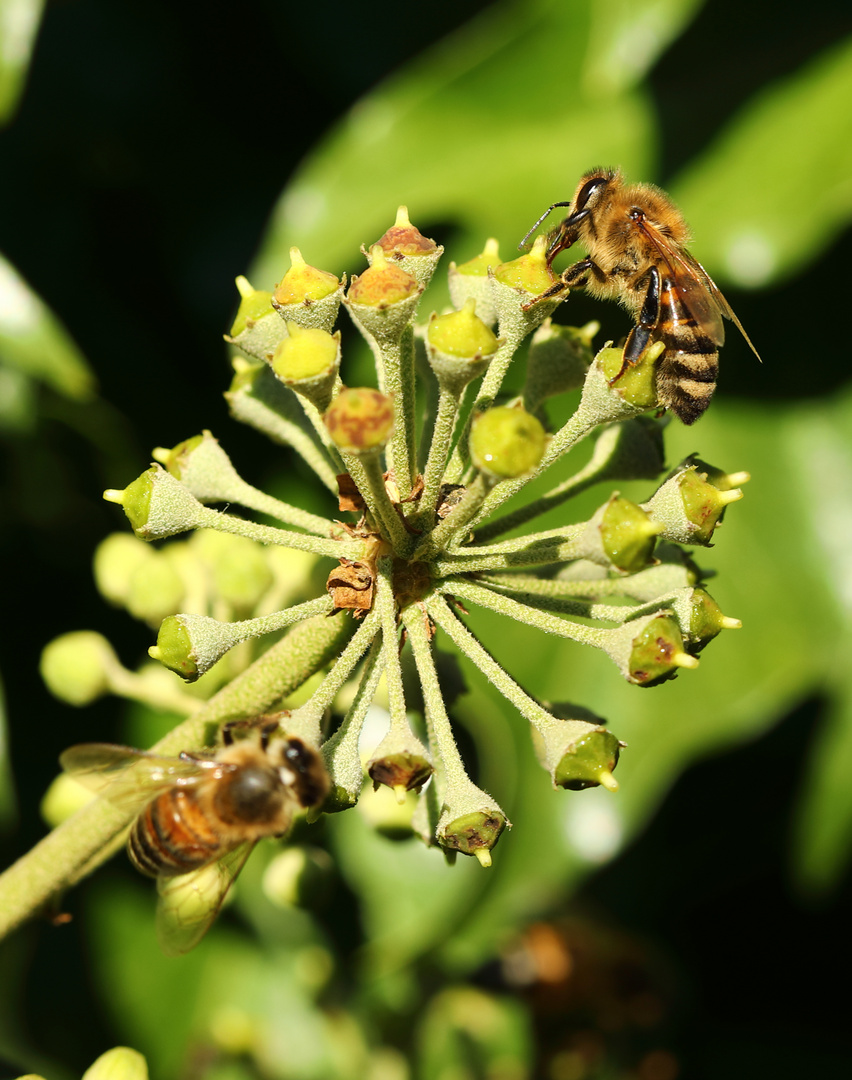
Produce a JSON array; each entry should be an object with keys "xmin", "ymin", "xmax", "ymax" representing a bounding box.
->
[
  {"xmin": 598, "ymin": 770, "xmax": 619, "ymax": 792},
  {"xmin": 273, "ymin": 251, "xmax": 339, "ymax": 306},
  {"xmin": 494, "ymin": 235, "xmax": 558, "ymax": 294},
  {"xmin": 721, "ymin": 615, "xmax": 743, "ymax": 629},
  {"xmin": 672, "ymin": 651, "xmax": 700, "ymax": 669},
  {"xmin": 271, "ymin": 324, "xmax": 339, "ymax": 382},
  {"xmin": 718, "ymin": 488, "xmax": 744, "ymax": 507},
  {"xmin": 376, "ymin": 211, "xmax": 438, "ymax": 257},
  {"xmin": 427, "ymin": 298, "xmax": 499, "ymax": 359},
  {"xmin": 103, "ymin": 488, "xmax": 125, "ymax": 505},
  {"xmin": 474, "ymin": 849, "xmax": 493, "ymax": 868},
  {"xmin": 454, "ymin": 238, "xmax": 501, "ymax": 277},
  {"xmin": 393, "ymin": 785, "xmax": 408, "ymax": 806},
  {"xmin": 235, "ymin": 275, "xmax": 254, "ymax": 299},
  {"xmin": 348, "ymin": 250, "xmax": 420, "ymax": 307}
]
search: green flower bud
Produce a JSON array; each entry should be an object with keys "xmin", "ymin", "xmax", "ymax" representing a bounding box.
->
[
  {"xmin": 348, "ymin": 246, "xmax": 420, "ymax": 308},
  {"xmin": 41, "ymin": 771, "xmax": 96, "ymax": 826},
  {"xmin": 273, "ymin": 247, "xmax": 340, "ymax": 305},
  {"xmin": 523, "ymin": 320, "xmax": 597, "ymax": 410},
  {"xmin": 325, "ymin": 387, "xmax": 394, "ymax": 453},
  {"xmin": 597, "ymin": 494, "xmax": 661, "ymax": 574},
  {"xmin": 641, "ymin": 460, "xmax": 745, "ymax": 546},
  {"xmin": 469, "ymin": 406, "xmax": 547, "ymax": 480},
  {"xmin": 531, "ymin": 715, "xmax": 621, "ymax": 791},
  {"xmin": 599, "ymin": 342, "xmax": 664, "ymax": 412},
  {"xmin": 371, "ymin": 206, "xmax": 443, "ymax": 289},
  {"xmin": 82, "ymin": 1047, "xmax": 149, "ymax": 1080},
  {"xmin": 426, "ymin": 298, "xmax": 500, "ymax": 394},
  {"xmin": 448, "ymin": 238, "xmax": 500, "ymax": 325},
  {"xmin": 437, "ymin": 806, "xmax": 508, "ymax": 867},
  {"xmin": 683, "ymin": 587, "xmax": 742, "ymax": 652},
  {"xmin": 196, "ymin": 530, "xmax": 274, "ymax": 610},
  {"xmin": 618, "ymin": 613, "xmax": 699, "ymax": 686},
  {"xmin": 40, "ymin": 631, "xmax": 117, "ymax": 706},
  {"xmin": 262, "ymin": 846, "xmax": 334, "ymax": 908},
  {"xmin": 226, "ymin": 276, "xmax": 287, "ymax": 361},
  {"xmin": 494, "ymin": 235, "xmax": 558, "ymax": 296},
  {"xmin": 93, "ymin": 532, "xmax": 154, "ymax": 607},
  {"xmin": 271, "ymin": 249, "xmax": 344, "ymax": 332},
  {"xmin": 104, "ymin": 465, "xmax": 207, "ymax": 540},
  {"xmin": 125, "ymin": 547, "xmax": 185, "ymax": 626},
  {"xmin": 367, "ymin": 724, "xmax": 433, "ymax": 798},
  {"xmin": 270, "ymin": 323, "xmax": 341, "ymax": 410}
]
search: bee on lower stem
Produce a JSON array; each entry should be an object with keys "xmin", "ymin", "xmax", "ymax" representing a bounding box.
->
[
  {"xmin": 60, "ymin": 715, "xmax": 329, "ymax": 955},
  {"xmin": 522, "ymin": 167, "xmax": 760, "ymax": 424}
]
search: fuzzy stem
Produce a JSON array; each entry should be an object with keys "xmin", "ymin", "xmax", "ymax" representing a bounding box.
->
[
  {"xmin": 0, "ymin": 611, "xmax": 353, "ymax": 942},
  {"xmin": 415, "ymin": 385, "xmax": 463, "ymax": 529},
  {"xmin": 412, "ymin": 473, "xmax": 492, "ymax": 561},
  {"xmin": 208, "ymin": 474, "xmax": 336, "ymax": 536},
  {"xmin": 426, "ymin": 593, "xmax": 557, "ymax": 735},
  {"xmin": 192, "ymin": 505, "xmax": 361, "ymax": 561},
  {"xmin": 322, "ymin": 636, "xmax": 386, "ymax": 800},
  {"xmin": 340, "ymin": 450, "xmax": 413, "ymax": 556},
  {"xmin": 382, "ymin": 325, "xmax": 417, "ymax": 498}
]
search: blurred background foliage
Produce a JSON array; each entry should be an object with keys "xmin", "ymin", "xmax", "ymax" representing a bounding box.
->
[{"xmin": 1, "ymin": 0, "xmax": 852, "ymax": 1077}]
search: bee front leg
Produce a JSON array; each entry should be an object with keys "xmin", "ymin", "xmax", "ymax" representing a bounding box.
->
[
  {"xmin": 521, "ymin": 257, "xmax": 598, "ymax": 311},
  {"xmin": 610, "ymin": 266, "xmax": 660, "ymax": 384}
]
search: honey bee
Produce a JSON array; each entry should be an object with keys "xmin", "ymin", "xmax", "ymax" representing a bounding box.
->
[
  {"xmin": 60, "ymin": 716, "xmax": 329, "ymax": 955},
  {"xmin": 523, "ymin": 167, "xmax": 760, "ymax": 424}
]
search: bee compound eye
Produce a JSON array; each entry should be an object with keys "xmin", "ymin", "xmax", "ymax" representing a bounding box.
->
[{"xmin": 575, "ymin": 176, "xmax": 609, "ymax": 212}]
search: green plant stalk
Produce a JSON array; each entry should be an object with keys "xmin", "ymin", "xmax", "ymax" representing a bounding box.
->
[
  {"xmin": 467, "ymin": 578, "xmax": 674, "ymax": 624},
  {"xmin": 402, "ymin": 605, "xmax": 467, "ymax": 797},
  {"xmin": 292, "ymin": 393, "xmax": 347, "ymax": 476},
  {"xmin": 415, "ymin": 384, "xmax": 464, "ymax": 529},
  {"xmin": 426, "ymin": 593, "xmax": 561, "ymax": 736},
  {"xmin": 0, "ymin": 610, "xmax": 353, "ymax": 942},
  {"xmin": 340, "ymin": 450, "xmax": 413, "ymax": 556},
  {"xmin": 433, "ymin": 535, "xmax": 590, "ymax": 576},
  {"xmin": 376, "ymin": 559, "xmax": 409, "ymax": 733},
  {"xmin": 382, "ymin": 325, "xmax": 417, "ymax": 499},
  {"xmin": 192, "ymin": 505, "xmax": 360, "ymax": 561},
  {"xmin": 288, "ymin": 608, "xmax": 382, "ymax": 743},
  {"xmin": 208, "ymin": 473, "xmax": 335, "ymax": 536},
  {"xmin": 440, "ymin": 578, "xmax": 608, "ymax": 649},
  {"xmin": 322, "ymin": 636, "xmax": 385, "ymax": 801},
  {"xmin": 412, "ymin": 473, "xmax": 492, "ymax": 561}
]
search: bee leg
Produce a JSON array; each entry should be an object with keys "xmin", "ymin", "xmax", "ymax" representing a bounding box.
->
[
  {"xmin": 611, "ymin": 267, "xmax": 660, "ymax": 384},
  {"xmin": 521, "ymin": 257, "xmax": 596, "ymax": 312}
]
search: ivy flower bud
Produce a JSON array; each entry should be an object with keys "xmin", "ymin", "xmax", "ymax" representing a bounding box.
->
[
  {"xmin": 93, "ymin": 532, "xmax": 155, "ymax": 607},
  {"xmin": 448, "ymin": 238, "xmax": 500, "ymax": 324},
  {"xmin": 225, "ymin": 276, "xmax": 287, "ymax": 361},
  {"xmin": 604, "ymin": 613, "xmax": 699, "ymax": 686},
  {"xmin": 641, "ymin": 460, "xmax": 745, "ymax": 546},
  {"xmin": 270, "ymin": 323, "xmax": 341, "ymax": 410},
  {"xmin": 426, "ymin": 298, "xmax": 499, "ymax": 394},
  {"xmin": 373, "ymin": 205, "xmax": 442, "ymax": 288},
  {"xmin": 272, "ymin": 248, "xmax": 342, "ymax": 333},
  {"xmin": 531, "ymin": 716, "xmax": 621, "ymax": 791},
  {"xmin": 523, "ymin": 320, "xmax": 597, "ymax": 410},
  {"xmin": 437, "ymin": 778, "xmax": 509, "ymax": 867},
  {"xmin": 325, "ymin": 388, "xmax": 394, "ymax": 453},
  {"xmin": 82, "ymin": 1047, "xmax": 149, "ymax": 1080},
  {"xmin": 40, "ymin": 631, "xmax": 117, "ymax": 705},
  {"xmin": 494, "ymin": 235, "xmax": 557, "ymax": 296},
  {"xmin": 469, "ymin": 406, "xmax": 546, "ymax": 480},
  {"xmin": 367, "ymin": 724, "xmax": 433, "ymax": 798},
  {"xmin": 599, "ymin": 342, "xmax": 664, "ymax": 412},
  {"xmin": 683, "ymin": 587, "xmax": 742, "ymax": 651},
  {"xmin": 570, "ymin": 494, "xmax": 660, "ymax": 573},
  {"xmin": 194, "ymin": 530, "xmax": 274, "ymax": 610},
  {"xmin": 346, "ymin": 247, "xmax": 423, "ymax": 347},
  {"xmin": 104, "ymin": 465, "xmax": 208, "ymax": 540},
  {"xmin": 124, "ymin": 547, "xmax": 185, "ymax": 625}
]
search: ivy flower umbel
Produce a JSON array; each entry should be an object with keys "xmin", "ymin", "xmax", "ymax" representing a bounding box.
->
[{"xmin": 0, "ymin": 206, "xmax": 748, "ymax": 947}]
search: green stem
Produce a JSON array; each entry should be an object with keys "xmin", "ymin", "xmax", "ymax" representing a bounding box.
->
[
  {"xmin": 340, "ymin": 450, "xmax": 413, "ymax": 556},
  {"xmin": 414, "ymin": 385, "xmax": 463, "ymax": 529},
  {"xmin": 194, "ymin": 505, "xmax": 361, "ymax": 561}
]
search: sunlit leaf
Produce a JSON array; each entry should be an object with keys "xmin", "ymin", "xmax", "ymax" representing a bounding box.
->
[{"xmin": 0, "ymin": 0, "xmax": 44, "ymax": 122}]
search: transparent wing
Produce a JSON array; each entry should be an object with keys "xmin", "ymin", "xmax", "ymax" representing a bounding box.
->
[
  {"xmin": 59, "ymin": 743, "xmax": 227, "ymax": 814},
  {"xmin": 638, "ymin": 219, "xmax": 761, "ymax": 359},
  {"xmin": 155, "ymin": 841, "xmax": 255, "ymax": 956}
]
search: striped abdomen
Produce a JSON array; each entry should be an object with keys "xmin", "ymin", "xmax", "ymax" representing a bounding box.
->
[
  {"xmin": 128, "ymin": 789, "xmax": 226, "ymax": 878},
  {"xmin": 655, "ymin": 277, "xmax": 721, "ymax": 425}
]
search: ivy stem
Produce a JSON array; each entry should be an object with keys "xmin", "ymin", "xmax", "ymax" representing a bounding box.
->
[
  {"xmin": 414, "ymin": 385, "xmax": 463, "ymax": 529},
  {"xmin": 193, "ymin": 505, "xmax": 362, "ymax": 561},
  {"xmin": 340, "ymin": 450, "xmax": 413, "ymax": 556}
]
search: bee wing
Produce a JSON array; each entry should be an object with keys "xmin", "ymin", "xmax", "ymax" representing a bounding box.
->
[
  {"xmin": 59, "ymin": 743, "xmax": 227, "ymax": 814},
  {"xmin": 155, "ymin": 841, "xmax": 256, "ymax": 956},
  {"xmin": 638, "ymin": 220, "xmax": 761, "ymax": 359}
]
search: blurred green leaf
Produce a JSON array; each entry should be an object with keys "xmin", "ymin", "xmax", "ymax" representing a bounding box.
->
[
  {"xmin": 672, "ymin": 34, "xmax": 852, "ymax": 287},
  {"xmin": 0, "ymin": 671, "xmax": 15, "ymax": 830},
  {"xmin": 252, "ymin": 0, "xmax": 669, "ymax": 291},
  {"xmin": 0, "ymin": 0, "xmax": 44, "ymax": 123},
  {"xmin": 0, "ymin": 252, "xmax": 97, "ymax": 422}
]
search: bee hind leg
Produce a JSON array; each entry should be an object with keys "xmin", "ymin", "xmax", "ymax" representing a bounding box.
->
[{"xmin": 611, "ymin": 266, "xmax": 661, "ymax": 384}]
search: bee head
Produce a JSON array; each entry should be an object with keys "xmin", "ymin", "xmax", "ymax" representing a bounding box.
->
[{"xmin": 572, "ymin": 167, "xmax": 618, "ymax": 213}]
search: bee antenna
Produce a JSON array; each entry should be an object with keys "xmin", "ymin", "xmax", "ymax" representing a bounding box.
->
[{"xmin": 518, "ymin": 201, "xmax": 572, "ymax": 250}]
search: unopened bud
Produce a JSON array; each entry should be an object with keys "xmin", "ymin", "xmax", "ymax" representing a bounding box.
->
[
  {"xmin": 104, "ymin": 465, "xmax": 207, "ymax": 540},
  {"xmin": 597, "ymin": 494, "xmax": 661, "ymax": 573},
  {"xmin": 270, "ymin": 323, "xmax": 341, "ymax": 410},
  {"xmin": 532, "ymin": 717, "xmax": 622, "ymax": 791},
  {"xmin": 374, "ymin": 205, "xmax": 441, "ymax": 288},
  {"xmin": 367, "ymin": 724, "xmax": 433, "ymax": 795},
  {"xmin": 469, "ymin": 406, "xmax": 546, "ymax": 480},
  {"xmin": 683, "ymin": 587, "xmax": 742, "ymax": 651},
  {"xmin": 273, "ymin": 247, "xmax": 340, "ymax": 305},
  {"xmin": 93, "ymin": 533, "xmax": 155, "ymax": 607},
  {"xmin": 226, "ymin": 276, "xmax": 286, "ymax": 361},
  {"xmin": 494, "ymin": 235, "xmax": 558, "ymax": 296},
  {"xmin": 620, "ymin": 613, "xmax": 699, "ymax": 686},
  {"xmin": 348, "ymin": 246, "xmax": 420, "ymax": 308},
  {"xmin": 599, "ymin": 342, "xmax": 664, "ymax": 412},
  {"xmin": 523, "ymin": 320, "xmax": 596, "ymax": 409},
  {"xmin": 40, "ymin": 631, "xmax": 117, "ymax": 706},
  {"xmin": 82, "ymin": 1047, "xmax": 149, "ymax": 1080},
  {"xmin": 436, "ymin": 778, "xmax": 509, "ymax": 866},
  {"xmin": 642, "ymin": 460, "xmax": 745, "ymax": 546},
  {"xmin": 448, "ymin": 238, "xmax": 501, "ymax": 324},
  {"xmin": 325, "ymin": 388, "xmax": 394, "ymax": 453},
  {"xmin": 426, "ymin": 298, "xmax": 499, "ymax": 394}
]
